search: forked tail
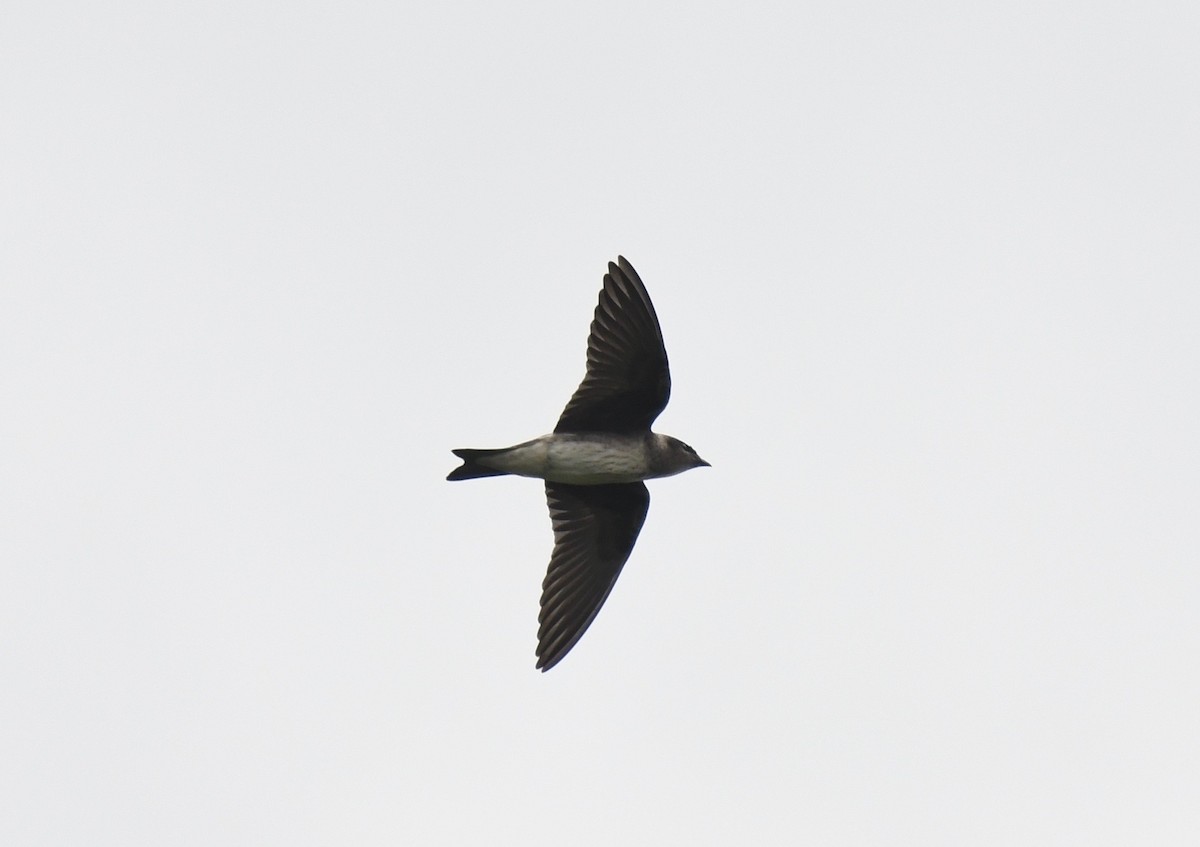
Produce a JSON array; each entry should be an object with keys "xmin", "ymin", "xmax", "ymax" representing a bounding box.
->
[{"xmin": 446, "ymin": 448, "xmax": 512, "ymax": 481}]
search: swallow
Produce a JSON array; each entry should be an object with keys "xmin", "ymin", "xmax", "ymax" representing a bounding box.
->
[{"xmin": 448, "ymin": 256, "xmax": 708, "ymax": 671}]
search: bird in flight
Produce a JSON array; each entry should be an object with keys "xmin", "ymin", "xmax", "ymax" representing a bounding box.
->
[{"xmin": 447, "ymin": 256, "xmax": 708, "ymax": 671}]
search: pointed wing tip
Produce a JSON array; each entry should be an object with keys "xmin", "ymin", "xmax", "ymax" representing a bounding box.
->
[
  {"xmin": 535, "ymin": 651, "xmax": 561, "ymax": 672},
  {"xmin": 608, "ymin": 256, "xmax": 638, "ymax": 278},
  {"xmin": 615, "ymin": 255, "xmax": 641, "ymax": 281},
  {"xmin": 610, "ymin": 255, "xmax": 633, "ymax": 277}
]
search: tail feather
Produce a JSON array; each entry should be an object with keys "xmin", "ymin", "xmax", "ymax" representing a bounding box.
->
[{"xmin": 446, "ymin": 448, "xmax": 512, "ymax": 481}]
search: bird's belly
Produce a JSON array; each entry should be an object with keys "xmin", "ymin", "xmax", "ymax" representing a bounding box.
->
[
  {"xmin": 544, "ymin": 437, "xmax": 649, "ymax": 484},
  {"xmin": 484, "ymin": 435, "xmax": 649, "ymax": 483}
]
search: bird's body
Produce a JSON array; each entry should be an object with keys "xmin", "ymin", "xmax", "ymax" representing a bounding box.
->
[
  {"xmin": 449, "ymin": 432, "xmax": 699, "ymax": 485},
  {"xmin": 447, "ymin": 257, "xmax": 707, "ymax": 671}
]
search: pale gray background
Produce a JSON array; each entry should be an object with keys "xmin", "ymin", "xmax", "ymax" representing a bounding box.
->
[{"xmin": 3, "ymin": 1, "xmax": 1198, "ymax": 844}]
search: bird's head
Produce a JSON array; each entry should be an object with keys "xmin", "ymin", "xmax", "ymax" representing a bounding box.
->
[{"xmin": 655, "ymin": 434, "xmax": 710, "ymax": 476}]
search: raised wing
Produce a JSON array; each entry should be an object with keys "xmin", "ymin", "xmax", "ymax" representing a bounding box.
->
[
  {"xmin": 536, "ymin": 481, "xmax": 650, "ymax": 671},
  {"xmin": 555, "ymin": 257, "xmax": 671, "ymax": 434}
]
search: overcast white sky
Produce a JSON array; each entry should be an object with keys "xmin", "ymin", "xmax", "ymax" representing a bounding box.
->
[{"xmin": 3, "ymin": 1, "xmax": 1198, "ymax": 844}]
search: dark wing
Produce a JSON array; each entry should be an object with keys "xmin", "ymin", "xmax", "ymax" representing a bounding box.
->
[
  {"xmin": 555, "ymin": 257, "xmax": 671, "ymax": 434},
  {"xmin": 536, "ymin": 482, "xmax": 650, "ymax": 671}
]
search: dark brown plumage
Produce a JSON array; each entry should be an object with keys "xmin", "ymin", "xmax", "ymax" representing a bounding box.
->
[{"xmin": 447, "ymin": 256, "xmax": 707, "ymax": 671}]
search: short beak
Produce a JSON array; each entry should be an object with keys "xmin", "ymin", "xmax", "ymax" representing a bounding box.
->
[{"xmin": 698, "ymin": 458, "xmax": 711, "ymax": 468}]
